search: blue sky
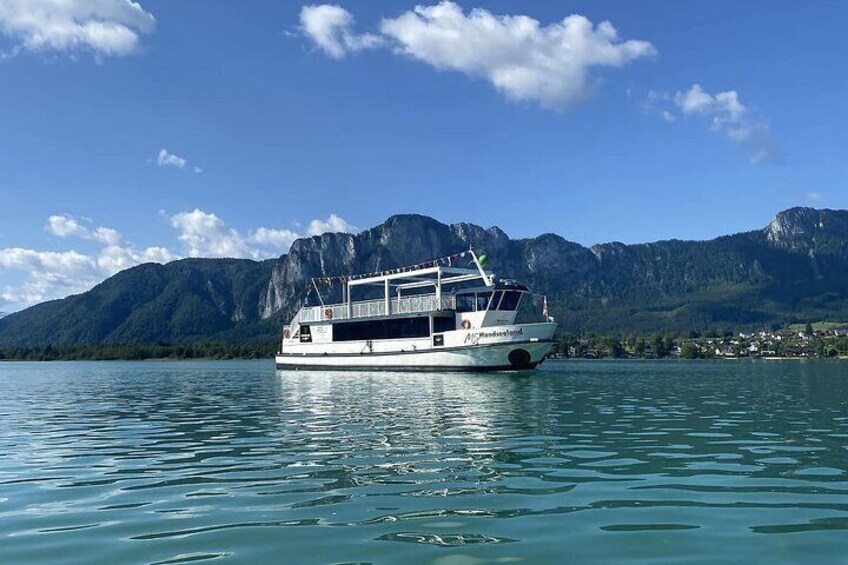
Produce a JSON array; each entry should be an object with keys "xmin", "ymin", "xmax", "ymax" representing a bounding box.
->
[{"xmin": 1, "ymin": 0, "xmax": 846, "ymax": 311}]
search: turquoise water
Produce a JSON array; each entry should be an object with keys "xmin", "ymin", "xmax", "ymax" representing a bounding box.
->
[{"xmin": 1, "ymin": 360, "xmax": 847, "ymax": 564}]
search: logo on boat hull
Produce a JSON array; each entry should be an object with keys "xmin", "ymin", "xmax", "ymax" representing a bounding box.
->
[{"xmin": 464, "ymin": 327, "xmax": 523, "ymax": 345}]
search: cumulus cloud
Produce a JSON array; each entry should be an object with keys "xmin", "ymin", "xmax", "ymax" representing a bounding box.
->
[
  {"xmin": 251, "ymin": 227, "xmax": 301, "ymax": 249},
  {"xmin": 2, "ymin": 214, "xmax": 176, "ymax": 311},
  {"xmin": 46, "ymin": 214, "xmax": 179, "ymax": 277},
  {"xmin": 93, "ymin": 227, "xmax": 123, "ymax": 246},
  {"xmin": 300, "ymin": 2, "xmax": 655, "ymax": 110},
  {"xmin": 96, "ymin": 243, "xmax": 176, "ymax": 276},
  {"xmin": 307, "ymin": 213, "xmax": 358, "ymax": 236},
  {"xmin": 0, "ymin": 0, "xmax": 155, "ymax": 58},
  {"xmin": 1, "ymin": 210, "xmax": 357, "ymax": 311},
  {"xmin": 170, "ymin": 209, "xmax": 357, "ymax": 259},
  {"xmin": 47, "ymin": 214, "xmax": 123, "ymax": 245},
  {"xmin": 46, "ymin": 214, "xmax": 90, "ymax": 239},
  {"xmin": 170, "ymin": 209, "xmax": 257, "ymax": 259},
  {"xmin": 0, "ymin": 247, "xmax": 98, "ymax": 309},
  {"xmin": 299, "ymin": 4, "xmax": 382, "ymax": 58},
  {"xmin": 156, "ymin": 148, "xmax": 187, "ymax": 169},
  {"xmin": 672, "ymin": 84, "xmax": 778, "ymax": 164}
]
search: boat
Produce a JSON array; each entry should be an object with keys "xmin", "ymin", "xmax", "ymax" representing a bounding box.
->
[{"xmin": 275, "ymin": 249, "xmax": 557, "ymax": 371}]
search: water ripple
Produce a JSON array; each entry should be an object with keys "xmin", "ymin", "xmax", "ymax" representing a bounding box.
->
[{"xmin": 0, "ymin": 360, "xmax": 847, "ymax": 563}]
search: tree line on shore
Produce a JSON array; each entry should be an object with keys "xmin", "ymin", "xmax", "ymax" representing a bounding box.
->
[
  {"xmin": 2, "ymin": 323, "xmax": 846, "ymax": 361},
  {"xmin": 553, "ymin": 324, "xmax": 848, "ymax": 359},
  {"xmin": 0, "ymin": 342, "xmax": 277, "ymax": 361}
]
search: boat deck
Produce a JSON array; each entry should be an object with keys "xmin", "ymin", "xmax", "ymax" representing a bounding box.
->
[{"xmin": 296, "ymin": 293, "xmax": 456, "ymax": 323}]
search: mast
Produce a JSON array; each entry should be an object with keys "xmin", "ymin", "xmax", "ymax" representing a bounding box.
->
[{"xmin": 468, "ymin": 248, "xmax": 494, "ymax": 287}]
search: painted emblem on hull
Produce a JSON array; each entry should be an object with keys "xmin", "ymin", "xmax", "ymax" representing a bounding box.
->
[{"xmin": 464, "ymin": 327, "xmax": 524, "ymax": 345}]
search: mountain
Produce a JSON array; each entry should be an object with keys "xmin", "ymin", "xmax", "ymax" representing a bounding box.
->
[
  {"xmin": 2, "ymin": 207, "xmax": 848, "ymax": 347},
  {"xmin": 0, "ymin": 259, "xmax": 275, "ymax": 347}
]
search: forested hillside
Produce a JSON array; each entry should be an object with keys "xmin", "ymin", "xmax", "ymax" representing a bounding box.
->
[{"xmin": 1, "ymin": 207, "xmax": 847, "ymax": 347}]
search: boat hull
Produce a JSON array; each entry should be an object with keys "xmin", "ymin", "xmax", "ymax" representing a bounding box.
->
[{"xmin": 275, "ymin": 339, "xmax": 554, "ymax": 372}]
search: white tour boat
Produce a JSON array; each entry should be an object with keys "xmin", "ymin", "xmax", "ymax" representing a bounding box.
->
[{"xmin": 275, "ymin": 250, "xmax": 557, "ymax": 371}]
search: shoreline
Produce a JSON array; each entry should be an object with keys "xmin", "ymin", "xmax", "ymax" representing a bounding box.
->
[{"xmin": 548, "ymin": 356, "xmax": 848, "ymax": 361}]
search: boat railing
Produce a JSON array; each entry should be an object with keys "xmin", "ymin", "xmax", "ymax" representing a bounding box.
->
[{"xmin": 296, "ymin": 293, "xmax": 456, "ymax": 323}]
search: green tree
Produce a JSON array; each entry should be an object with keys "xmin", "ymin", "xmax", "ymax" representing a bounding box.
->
[
  {"xmin": 634, "ymin": 338, "xmax": 647, "ymax": 358},
  {"xmin": 651, "ymin": 335, "xmax": 669, "ymax": 358},
  {"xmin": 679, "ymin": 342, "xmax": 701, "ymax": 359}
]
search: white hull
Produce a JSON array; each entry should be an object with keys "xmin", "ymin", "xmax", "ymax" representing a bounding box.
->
[{"xmin": 276, "ymin": 322, "xmax": 556, "ymax": 372}]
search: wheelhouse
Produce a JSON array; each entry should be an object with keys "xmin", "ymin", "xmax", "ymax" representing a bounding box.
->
[{"xmin": 453, "ymin": 284, "xmax": 530, "ymax": 313}]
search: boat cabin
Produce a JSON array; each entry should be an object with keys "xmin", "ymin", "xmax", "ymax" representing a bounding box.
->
[{"xmin": 284, "ymin": 251, "xmax": 541, "ymax": 346}]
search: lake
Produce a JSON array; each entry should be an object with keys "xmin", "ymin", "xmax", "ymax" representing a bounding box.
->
[{"xmin": 1, "ymin": 360, "xmax": 847, "ymax": 564}]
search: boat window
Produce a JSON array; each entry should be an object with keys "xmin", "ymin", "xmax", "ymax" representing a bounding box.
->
[
  {"xmin": 489, "ymin": 290, "xmax": 503, "ymax": 311},
  {"xmin": 497, "ymin": 291, "xmax": 522, "ymax": 311},
  {"xmin": 299, "ymin": 325, "xmax": 312, "ymax": 343},
  {"xmin": 333, "ymin": 317, "xmax": 430, "ymax": 341},
  {"xmin": 476, "ymin": 292, "xmax": 492, "ymax": 311},
  {"xmin": 433, "ymin": 316, "xmax": 455, "ymax": 333},
  {"xmin": 455, "ymin": 294, "xmax": 475, "ymax": 313}
]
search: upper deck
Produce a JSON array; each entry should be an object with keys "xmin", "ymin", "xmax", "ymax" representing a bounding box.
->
[
  {"xmin": 291, "ymin": 249, "xmax": 494, "ymax": 326},
  {"xmin": 296, "ymin": 292, "xmax": 456, "ymax": 323}
]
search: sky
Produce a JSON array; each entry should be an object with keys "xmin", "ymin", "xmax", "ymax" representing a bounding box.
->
[{"xmin": 1, "ymin": 0, "xmax": 846, "ymax": 312}]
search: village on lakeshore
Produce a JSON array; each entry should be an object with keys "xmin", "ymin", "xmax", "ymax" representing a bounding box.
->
[{"xmin": 555, "ymin": 323, "xmax": 848, "ymax": 360}]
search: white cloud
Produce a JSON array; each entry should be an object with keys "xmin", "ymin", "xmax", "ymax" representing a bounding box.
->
[
  {"xmin": 1, "ymin": 210, "xmax": 357, "ymax": 311},
  {"xmin": 156, "ymin": 148, "xmax": 187, "ymax": 169},
  {"xmin": 0, "ymin": 0, "xmax": 155, "ymax": 58},
  {"xmin": 299, "ymin": 4, "xmax": 382, "ymax": 58},
  {"xmin": 170, "ymin": 209, "xmax": 357, "ymax": 259},
  {"xmin": 300, "ymin": 2, "xmax": 655, "ymax": 110},
  {"xmin": 0, "ymin": 247, "xmax": 100, "ymax": 309},
  {"xmin": 96, "ymin": 243, "xmax": 177, "ymax": 276},
  {"xmin": 307, "ymin": 213, "xmax": 358, "ymax": 236},
  {"xmin": 47, "ymin": 214, "xmax": 124, "ymax": 245},
  {"xmin": 672, "ymin": 84, "xmax": 778, "ymax": 164},
  {"xmin": 805, "ymin": 191, "xmax": 822, "ymax": 202},
  {"xmin": 170, "ymin": 209, "xmax": 257, "ymax": 259},
  {"xmin": 0, "ymin": 247, "xmax": 95, "ymax": 276},
  {"xmin": 250, "ymin": 227, "xmax": 300, "ymax": 250},
  {"xmin": 380, "ymin": 3, "xmax": 656, "ymax": 110},
  {"xmin": 93, "ymin": 226, "xmax": 122, "ymax": 246},
  {"xmin": 46, "ymin": 214, "xmax": 90, "ymax": 239},
  {"xmin": 2, "ymin": 214, "xmax": 177, "ymax": 310}
]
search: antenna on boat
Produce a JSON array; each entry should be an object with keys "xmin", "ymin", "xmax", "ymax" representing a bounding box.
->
[{"xmin": 310, "ymin": 278, "xmax": 325, "ymax": 307}]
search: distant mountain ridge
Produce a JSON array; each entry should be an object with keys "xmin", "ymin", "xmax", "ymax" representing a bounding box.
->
[{"xmin": 2, "ymin": 207, "xmax": 847, "ymax": 347}]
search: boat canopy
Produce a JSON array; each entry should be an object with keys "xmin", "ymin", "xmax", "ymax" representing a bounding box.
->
[{"xmin": 296, "ymin": 249, "xmax": 495, "ymax": 324}]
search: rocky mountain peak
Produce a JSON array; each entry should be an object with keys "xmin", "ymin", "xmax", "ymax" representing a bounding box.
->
[
  {"xmin": 766, "ymin": 207, "xmax": 821, "ymax": 245},
  {"xmin": 765, "ymin": 207, "xmax": 848, "ymax": 252}
]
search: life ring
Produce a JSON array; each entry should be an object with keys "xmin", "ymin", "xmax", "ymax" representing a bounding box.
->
[
  {"xmin": 283, "ymin": 328, "xmax": 290, "ymax": 339},
  {"xmin": 324, "ymin": 307, "xmax": 333, "ymax": 320},
  {"xmin": 461, "ymin": 319, "xmax": 471, "ymax": 330}
]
